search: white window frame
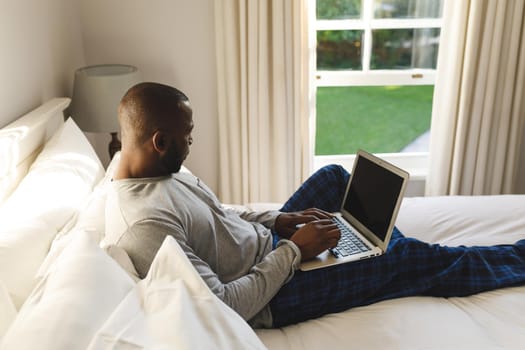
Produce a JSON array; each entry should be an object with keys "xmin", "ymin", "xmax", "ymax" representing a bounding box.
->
[{"xmin": 311, "ymin": 0, "xmax": 443, "ymax": 190}]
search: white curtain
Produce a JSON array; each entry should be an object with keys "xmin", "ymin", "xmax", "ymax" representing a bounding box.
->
[
  {"xmin": 214, "ymin": 0, "xmax": 314, "ymax": 204},
  {"xmin": 426, "ymin": 0, "xmax": 525, "ymax": 195}
]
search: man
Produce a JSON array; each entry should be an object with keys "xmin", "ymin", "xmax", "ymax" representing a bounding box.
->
[{"xmin": 106, "ymin": 82, "xmax": 525, "ymax": 328}]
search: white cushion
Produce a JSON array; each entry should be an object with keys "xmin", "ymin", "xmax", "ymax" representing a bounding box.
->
[
  {"xmin": 88, "ymin": 236, "xmax": 266, "ymax": 349},
  {"xmin": 86, "ymin": 287, "xmax": 157, "ymax": 349},
  {"xmin": 0, "ymin": 220, "xmax": 57, "ymax": 309},
  {"xmin": 0, "ymin": 118, "xmax": 104, "ymax": 311},
  {"xmin": 37, "ymin": 152, "xmax": 122, "ymax": 279},
  {"xmin": 139, "ymin": 236, "xmax": 266, "ymax": 349},
  {"xmin": 103, "ymin": 244, "xmax": 140, "ymax": 282},
  {"xmin": 1, "ymin": 230, "xmax": 135, "ymax": 350},
  {"xmin": 70, "ymin": 151, "xmax": 121, "ymax": 240},
  {"xmin": 0, "ymin": 117, "xmax": 104, "ymax": 231},
  {"xmin": 53, "ymin": 150, "xmax": 121, "ymax": 243},
  {"xmin": 0, "ymin": 280, "xmax": 17, "ymax": 339}
]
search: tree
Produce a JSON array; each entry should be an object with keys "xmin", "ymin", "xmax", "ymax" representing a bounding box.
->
[{"xmin": 317, "ymin": 0, "xmax": 361, "ymax": 19}]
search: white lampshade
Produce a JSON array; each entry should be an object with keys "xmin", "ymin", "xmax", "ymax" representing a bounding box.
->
[{"xmin": 70, "ymin": 64, "xmax": 141, "ymax": 132}]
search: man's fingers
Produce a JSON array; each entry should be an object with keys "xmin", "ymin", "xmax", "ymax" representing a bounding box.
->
[
  {"xmin": 303, "ymin": 208, "xmax": 334, "ymax": 219},
  {"xmin": 328, "ymin": 227, "xmax": 341, "ymax": 239},
  {"xmin": 322, "ymin": 227, "xmax": 341, "ymax": 248},
  {"xmin": 294, "ymin": 214, "xmax": 323, "ymax": 225},
  {"xmin": 308, "ymin": 219, "xmax": 334, "ymax": 227}
]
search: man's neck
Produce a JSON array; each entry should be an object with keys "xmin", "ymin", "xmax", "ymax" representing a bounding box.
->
[{"xmin": 113, "ymin": 151, "xmax": 167, "ymax": 180}]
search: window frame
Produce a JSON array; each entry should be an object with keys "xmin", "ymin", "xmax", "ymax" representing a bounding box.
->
[{"xmin": 311, "ymin": 0, "xmax": 443, "ymax": 185}]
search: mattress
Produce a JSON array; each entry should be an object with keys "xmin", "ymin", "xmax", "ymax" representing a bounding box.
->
[{"xmin": 256, "ymin": 195, "xmax": 525, "ymax": 350}]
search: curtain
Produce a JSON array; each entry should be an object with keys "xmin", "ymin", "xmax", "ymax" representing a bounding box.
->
[
  {"xmin": 426, "ymin": 0, "xmax": 525, "ymax": 195},
  {"xmin": 214, "ymin": 0, "xmax": 314, "ymax": 204}
]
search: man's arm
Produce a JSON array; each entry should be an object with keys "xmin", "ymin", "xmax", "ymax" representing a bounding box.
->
[
  {"xmin": 196, "ymin": 239, "xmax": 301, "ymax": 321},
  {"xmin": 231, "ymin": 207, "xmax": 334, "ymax": 237},
  {"xmin": 118, "ymin": 219, "xmax": 301, "ymax": 322},
  {"xmin": 234, "ymin": 209, "xmax": 281, "ymax": 229}
]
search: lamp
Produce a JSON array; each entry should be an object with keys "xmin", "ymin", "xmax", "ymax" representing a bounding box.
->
[{"xmin": 70, "ymin": 64, "xmax": 141, "ymax": 159}]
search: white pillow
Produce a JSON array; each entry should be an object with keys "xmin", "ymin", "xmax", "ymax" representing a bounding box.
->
[
  {"xmin": 86, "ymin": 287, "xmax": 158, "ymax": 349},
  {"xmin": 0, "ymin": 280, "xmax": 17, "ymax": 339},
  {"xmin": 1, "ymin": 230, "xmax": 135, "ymax": 350},
  {"xmin": 0, "ymin": 131, "xmax": 18, "ymax": 207},
  {"xmin": 139, "ymin": 236, "xmax": 266, "ymax": 349},
  {"xmin": 37, "ymin": 152, "xmax": 122, "ymax": 279},
  {"xmin": 54, "ymin": 150, "xmax": 121, "ymax": 241},
  {"xmin": 0, "ymin": 117, "xmax": 104, "ymax": 231},
  {"xmin": 88, "ymin": 236, "xmax": 266, "ymax": 349},
  {"xmin": 69, "ymin": 151, "xmax": 121, "ymax": 239},
  {"xmin": 103, "ymin": 244, "xmax": 140, "ymax": 282},
  {"xmin": 0, "ymin": 220, "xmax": 57, "ymax": 309}
]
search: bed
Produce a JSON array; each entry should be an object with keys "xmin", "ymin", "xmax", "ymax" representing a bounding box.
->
[{"xmin": 1, "ymin": 99, "xmax": 524, "ymax": 349}]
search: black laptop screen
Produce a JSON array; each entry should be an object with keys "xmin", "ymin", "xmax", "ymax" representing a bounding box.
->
[{"xmin": 343, "ymin": 155, "xmax": 404, "ymax": 241}]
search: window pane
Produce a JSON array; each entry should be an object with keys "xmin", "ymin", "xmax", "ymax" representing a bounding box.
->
[
  {"xmin": 371, "ymin": 28, "xmax": 439, "ymax": 69},
  {"xmin": 374, "ymin": 0, "xmax": 443, "ymax": 19},
  {"xmin": 317, "ymin": 30, "xmax": 363, "ymax": 70},
  {"xmin": 317, "ymin": 0, "xmax": 362, "ymax": 19},
  {"xmin": 315, "ymin": 86, "xmax": 433, "ymax": 155}
]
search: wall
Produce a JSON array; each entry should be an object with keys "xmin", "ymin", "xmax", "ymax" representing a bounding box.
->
[
  {"xmin": 78, "ymin": 0, "xmax": 219, "ymax": 191},
  {"xmin": 0, "ymin": 0, "xmax": 85, "ymax": 128}
]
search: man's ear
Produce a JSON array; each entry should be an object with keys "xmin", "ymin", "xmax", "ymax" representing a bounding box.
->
[{"xmin": 152, "ymin": 131, "xmax": 167, "ymax": 153}]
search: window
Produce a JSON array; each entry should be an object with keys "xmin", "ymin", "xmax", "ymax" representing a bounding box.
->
[{"xmin": 312, "ymin": 0, "xmax": 444, "ymax": 185}]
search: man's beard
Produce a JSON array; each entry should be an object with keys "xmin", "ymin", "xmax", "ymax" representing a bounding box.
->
[{"xmin": 162, "ymin": 147, "xmax": 186, "ymax": 174}]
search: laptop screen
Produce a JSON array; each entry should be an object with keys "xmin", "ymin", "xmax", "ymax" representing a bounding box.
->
[{"xmin": 342, "ymin": 154, "xmax": 405, "ymax": 242}]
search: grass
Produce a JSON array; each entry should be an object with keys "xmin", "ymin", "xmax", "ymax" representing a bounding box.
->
[{"xmin": 315, "ymin": 85, "xmax": 434, "ymax": 155}]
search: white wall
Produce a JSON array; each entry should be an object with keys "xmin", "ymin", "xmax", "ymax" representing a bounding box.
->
[
  {"xmin": 78, "ymin": 0, "xmax": 219, "ymax": 191},
  {"xmin": 0, "ymin": 0, "xmax": 85, "ymax": 127}
]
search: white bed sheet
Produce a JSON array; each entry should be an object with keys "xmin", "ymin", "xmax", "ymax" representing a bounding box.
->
[{"xmin": 256, "ymin": 195, "xmax": 525, "ymax": 350}]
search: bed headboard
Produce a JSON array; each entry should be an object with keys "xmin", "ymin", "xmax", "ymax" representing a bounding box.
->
[{"xmin": 0, "ymin": 98, "xmax": 70, "ymax": 204}]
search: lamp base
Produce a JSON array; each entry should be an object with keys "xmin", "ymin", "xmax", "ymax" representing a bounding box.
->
[{"xmin": 108, "ymin": 132, "xmax": 121, "ymax": 160}]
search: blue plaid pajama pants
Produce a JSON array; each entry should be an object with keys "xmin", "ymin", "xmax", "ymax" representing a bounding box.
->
[{"xmin": 269, "ymin": 164, "xmax": 525, "ymax": 327}]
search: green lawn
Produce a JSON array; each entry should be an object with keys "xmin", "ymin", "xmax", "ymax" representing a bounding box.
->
[{"xmin": 315, "ymin": 85, "xmax": 434, "ymax": 155}]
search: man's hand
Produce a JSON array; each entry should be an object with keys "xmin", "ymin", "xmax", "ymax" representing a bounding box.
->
[
  {"xmin": 289, "ymin": 220, "xmax": 341, "ymax": 261},
  {"xmin": 274, "ymin": 208, "xmax": 333, "ymax": 239}
]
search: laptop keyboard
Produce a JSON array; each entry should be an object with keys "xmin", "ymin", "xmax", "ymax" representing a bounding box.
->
[{"xmin": 331, "ymin": 216, "xmax": 371, "ymax": 257}]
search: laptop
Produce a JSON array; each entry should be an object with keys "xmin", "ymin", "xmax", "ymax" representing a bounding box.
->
[{"xmin": 299, "ymin": 149, "xmax": 409, "ymax": 271}]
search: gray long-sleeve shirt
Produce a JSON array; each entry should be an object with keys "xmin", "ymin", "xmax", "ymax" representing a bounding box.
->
[{"xmin": 104, "ymin": 172, "xmax": 301, "ymax": 327}]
